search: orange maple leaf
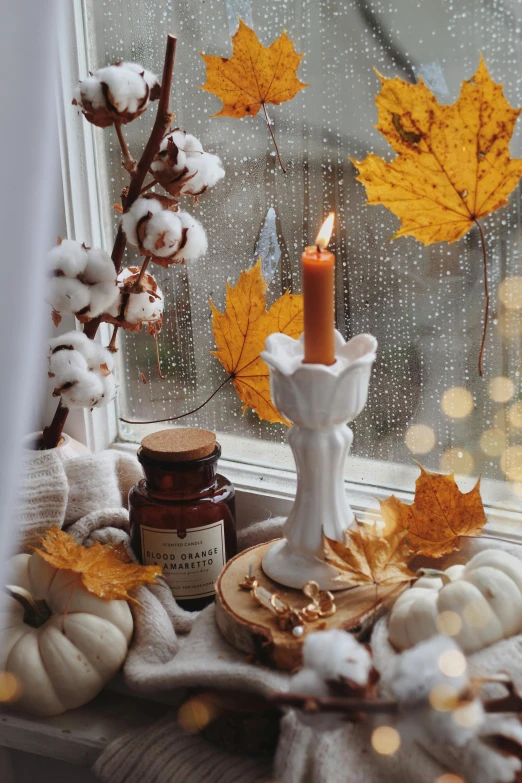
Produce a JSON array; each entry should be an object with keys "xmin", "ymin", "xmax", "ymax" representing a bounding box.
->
[
  {"xmin": 34, "ymin": 527, "xmax": 162, "ymax": 603},
  {"xmin": 324, "ymin": 522, "xmax": 416, "ymax": 588},
  {"xmin": 209, "ymin": 260, "xmax": 303, "ymax": 424},
  {"xmin": 200, "ymin": 19, "xmax": 308, "ymax": 170},
  {"xmin": 379, "ymin": 465, "xmax": 487, "ymax": 559}
]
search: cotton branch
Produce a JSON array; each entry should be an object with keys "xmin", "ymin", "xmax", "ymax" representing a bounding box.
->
[{"xmin": 43, "ymin": 35, "xmax": 177, "ymax": 449}]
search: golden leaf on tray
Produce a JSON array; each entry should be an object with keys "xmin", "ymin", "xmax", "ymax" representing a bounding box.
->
[
  {"xmin": 34, "ymin": 526, "xmax": 162, "ymax": 603},
  {"xmin": 210, "ymin": 259, "xmax": 303, "ymax": 425},
  {"xmin": 324, "ymin": 522, "xmax": 416, "ymax": 588}
]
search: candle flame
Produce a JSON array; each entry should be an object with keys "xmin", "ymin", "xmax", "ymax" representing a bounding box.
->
[{"xmin": 315, "ymin": 213, "xmax": 335, "ymax": 249}]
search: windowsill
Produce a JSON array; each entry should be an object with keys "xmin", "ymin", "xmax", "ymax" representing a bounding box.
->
[{"xmin": 111, "ymin": 437, "xmax": 522, "ymax": 536}]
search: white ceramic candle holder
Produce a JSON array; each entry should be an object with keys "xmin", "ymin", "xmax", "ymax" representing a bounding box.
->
[{"xmin": 260, "ymin": 329, "xmax": 377, "ymax": 590}]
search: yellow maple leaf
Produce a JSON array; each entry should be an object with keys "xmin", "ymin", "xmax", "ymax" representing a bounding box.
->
[
  {"xmin": 380, "ymin": 465, "xmax": 487, "ymax": 559},
  {"xmin": 352, "ymin": 56, "xmax": 522, "ymax": 245},
  {"xmin": 34, "ymin": 527, "xmax": 162, "ymax": 603},
  {"xmin": 200, "ymin": 19, "xmax": 308, "ymax": 171},
  {"xmin": 324, "ymin": 522, "xmax": 416, "ymax": 588},
  {"xmin": 210, "ymin": 260, "xmax": 303, "ymax": 424}
]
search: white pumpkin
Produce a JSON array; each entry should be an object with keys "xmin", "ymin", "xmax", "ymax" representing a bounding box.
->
[
  {"xmin": 0, "ymin": 552, "xmax": 133, "ymax": 716},
  {"xmin": 388, "ymin": 549, "xmax": 522, "ymax": 654}
]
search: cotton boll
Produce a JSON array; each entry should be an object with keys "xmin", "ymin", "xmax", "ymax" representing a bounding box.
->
[
  {"xmin": 47, "ymin": 239, "xmax": 88, "ymax": 278},
  {"xmin": 179, "ymin": 153, "xmax": 225, "ymax": 196},
  {"xmin": 142, "ymin": 210, "xmax": 183, "ymax": 258},
  {"xmin": 60, "ymin": 371, "xmax": 105, "ymax": 409},
  {"xmin": 48, "ymin": 347, "xmax": 89, "ymax": 387},
  {"xmin": 151, "ymin": 133, "xmax": 188, "ymax": 176},
  {"xmin": 177, "ymin": 211, "xmax": 208, "ymax": 260},
  {"xmin": 122, "ymin": 196, "xmax": 164, "ymax": 247},
  {"xmin": 47, "ymin": 277, "xmax": 91, "ymax": 316},
  {"xmin": 83, "ymin": 282, "xmax": 120, "ymax": 318},
  {"xmin": 177, "ymin": 131, "xmax": 204, "ymax": 156},
  {"xmin": 95, "ymin": 373, "xmax": 118, "ymax": 407},
  {"xmin": 87, "ymin": 341, "xmax": 115, "ymax": 374},
  {"xmin": 49, "ymin": 330, "xmax": 94, "ymax": 359},
  {"xmin": 83, "ymin": 247, "xmax": 116, "ymax": 283},
  {"xmin": 303, "ymin": 629, "xmax": 373, "ymax": 687},
  {"xmin": 74, "ymin": 62, "xmax": 160, "ymax": 128},
  {"xmin": 389, "ymin": 635, "xmax": 483, "ymax": 747},
  {"xmin": 125, "ymin": 284, "xmax": 164, "ymax": 324}
]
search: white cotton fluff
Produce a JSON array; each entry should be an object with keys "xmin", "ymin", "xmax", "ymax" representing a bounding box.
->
[
  {"xmin": 46, "ymin": 240, "xmax": 119, "ymax": 319},
  {"xmin": 74, "ymin": 62, "xmax": 159, "ymax": 126},
  {"xmin": 122, "ymin": 197, "xmax": 207, "ymax": 263},
  {"xmin": 105, "ymin": 267, "xmax": 164, "ymax": 329},
  {"xmin": 48, "ymin": 331, "xmax": 117, "ymax": 409},
  {"xmin": 151, "ymin": 130, "xmax": 224, "ymax": 197},
  {"xmin": 389, "ymin": 635, "xmax": 483, "ymax": 747},
  {"xmin": 289, "ymin": 630, "xmax": 374, "ymax": 732}
]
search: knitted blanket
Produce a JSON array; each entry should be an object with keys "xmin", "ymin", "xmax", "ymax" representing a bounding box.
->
[{"xmin": 17, "ymin": 448, "xmax": 522, "ymax": 783}]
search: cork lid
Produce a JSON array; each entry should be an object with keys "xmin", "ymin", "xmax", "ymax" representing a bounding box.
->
[{"xmin": 140, "ymin": 428, "xmax": 217, "ymax": 463}]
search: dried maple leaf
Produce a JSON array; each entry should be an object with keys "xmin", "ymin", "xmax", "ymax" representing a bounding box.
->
[
  {"xmin": 380, "ymin": 465, "xmax": 487, "ymax": 559},
  {"xmin": 210, "ymin": 259, "xmax": 303, "ymax": 424},
  {"xmin": 351, "ymin": 56, "xmax": 522, "ymax": 374},
  {"xmin": 34, "ymin": 526, "xmax": 162, "ymax": 603},
  {"xmin": 324, "ymin": 522, "xmax": 416, "ymax": 588},
  {"xmin": 200, "ymin": 19, "xmax": 308, "ymax": 171}
]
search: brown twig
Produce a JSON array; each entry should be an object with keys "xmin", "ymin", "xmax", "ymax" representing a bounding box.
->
[
  {"xmin": 108, "ymin": 326, "xmax": 120, "ymax": 353},
  {"xmin": 140, "ymin": 178, "xmax": 159, "ymax": 195},
  {"xmin": 133, "ymin": 257, "xmax": 151, "ymax": 290},
  {"xmin": 114, "ymin": 121, "xmax": 134, "ymax": 167},
  {"xmin": 120, "ymin": 375, "xmax": 233, "ymax": 424},
  {"xmin": 475, "ymin": 218, "xmax": 489, "ymax": 377},
  {"xmin": 267, "ymin": 681, "xmax": 522, "ymax": 718},
  {"xmin": 42, "ymin": 35, "xmax": 177, "ymax": 449},
  {"xmin": 262, "ymin": 104, "xmax": 286, "ymax": 174}
]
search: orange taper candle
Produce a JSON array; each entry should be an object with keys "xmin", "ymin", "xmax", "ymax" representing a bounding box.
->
[{"xmin": 302, "ymin": 213, "xmax": 336, "ymax": 365}]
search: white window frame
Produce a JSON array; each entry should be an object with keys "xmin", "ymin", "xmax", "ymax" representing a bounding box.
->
[{"xmin": 57, "ymin": 0, "xmax": 522, "ymax": 532}]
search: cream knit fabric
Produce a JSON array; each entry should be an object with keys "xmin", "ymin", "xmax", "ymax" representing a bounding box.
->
[{"xmin": 15, "ymin": 450, "xmax": 68, "ymax": 552}]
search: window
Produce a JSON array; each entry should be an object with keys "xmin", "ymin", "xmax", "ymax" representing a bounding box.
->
[{"xmin": 63, "ymin": 0, "xmax": 522, "ymax": 518}]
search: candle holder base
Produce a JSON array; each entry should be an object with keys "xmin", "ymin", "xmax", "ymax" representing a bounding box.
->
[{"xmin": 262, "ymin": 538, "xmax": 346, "ymax": 591}]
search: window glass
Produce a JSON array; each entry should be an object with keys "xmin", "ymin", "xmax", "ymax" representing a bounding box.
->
[{"xmin": 86, "ymin": 0, "xmax": 522, "ymax": 503}]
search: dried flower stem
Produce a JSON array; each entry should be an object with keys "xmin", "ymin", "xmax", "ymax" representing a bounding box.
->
[
  {"xmin": 42, "ymin": 35, "xmax": 177, "ymax": 449},
  {"xmin": 268, "ymin": 681, "xmax": 522, "ymax": 717},
  {"xmin": 475, "ymin": 218, "xmax": 489, "ymax": 377},
  {"xmin": 108, "ymin": 326, "xmax": 120, "ymax": 353},
  {"xmin": 140, "ymin": 178, "xmax": 159, "ymax": 195},
  {"xmin": 133, "ymin": 257, "xmax": 151, "ymax": 290},
  {"xmin": 120, "ymin": 375, "xmax": 233, "ymax": 424},
  {"xmin": 262, "ymin": 104, "xmax": 286, "ymax": 174},
  {"xmin": 114, "ymin": 121, "xmax": 134, "ymax": 165}
]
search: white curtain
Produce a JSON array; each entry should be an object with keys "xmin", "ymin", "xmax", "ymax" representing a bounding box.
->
[{"xmin": 0, "ymin": 0, "xmax": 62, "ymax": 562}]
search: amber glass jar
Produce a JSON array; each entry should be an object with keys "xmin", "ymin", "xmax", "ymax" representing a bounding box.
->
[{"xmin": 129, "ymin": 428, "xmax": 237, "ymax": 611}]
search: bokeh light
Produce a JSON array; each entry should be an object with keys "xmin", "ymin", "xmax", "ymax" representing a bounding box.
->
[
  {"xmin": 488, "ymin": 376, "xmax": 515, "ymax": 403},
  {"xmin": 429, "ymin": 683, "xmax": 459, "ymax": 711},
  {"xmin": 438, "ymin": 649, "xmax": 467, "ymax": 677},
  {"xmin": 405, "ymin": 424, "xmax": 436, "ymax": 455},
  {"xmin": 501, "ymin": 446, "xmax": 522, "ymax": 482},
  {"xmin": 499, "ymin": 276, "xmax": 522, "ymax": 310},
  {"xmin": 441, "ymin": 387, "xmax": 474, "ymax": 419},
  {"xmin": 497, "ymin": 308, "xmax": 522, "ymax": 339},
  {"xmin": 0, "ymin": 672, "xmax": 21, "ymax": 703},
  {"xmin": 492, "ymin": 408, "xmax": 507, "ymax": 429},
  {"xmin": 436, "ymin": 775, "xmax": 465, "ymax": 783},
  {"xmin": 436, "ymin": 611, "xmax": 462, "ymax": 637},
  {"xmin": 440, "ymin": 448, "xmax": 474, "ymax": 475},
  {"xmin": 371, "ymin": 726, "xmax": 401, "ymax": 755},
  {"xmin": 508, "ymin": 401, "xmax": 522, "ymax": 428},
  {"xmin": 178, "ymin": 695, "xmax": 218, "ymax": 734},
  {"xmin": 480, "ymin": 428, "xmax": 507, "ymax": 457},
  {"xmin": 453, "ymin": 700, "xmax": 482, "ymax": 729},
  {"xmin": 512, "ymin": 482, "xmax": 522, "ymax": 498}
]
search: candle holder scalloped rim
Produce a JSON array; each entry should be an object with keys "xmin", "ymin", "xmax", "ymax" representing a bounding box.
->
[{"xmin": 260, "ymin": 329, "xmax": 377, "ymax": 591}]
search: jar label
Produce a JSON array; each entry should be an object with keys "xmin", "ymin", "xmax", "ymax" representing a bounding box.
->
[{"xmin": 140, "ymin": 521, "xmax": 226, "ymax": 599}]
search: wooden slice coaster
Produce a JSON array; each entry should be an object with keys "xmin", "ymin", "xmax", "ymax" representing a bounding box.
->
[{"xmin": 215, "ymin": 540, "xmax": 405, "ymax": 670}]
